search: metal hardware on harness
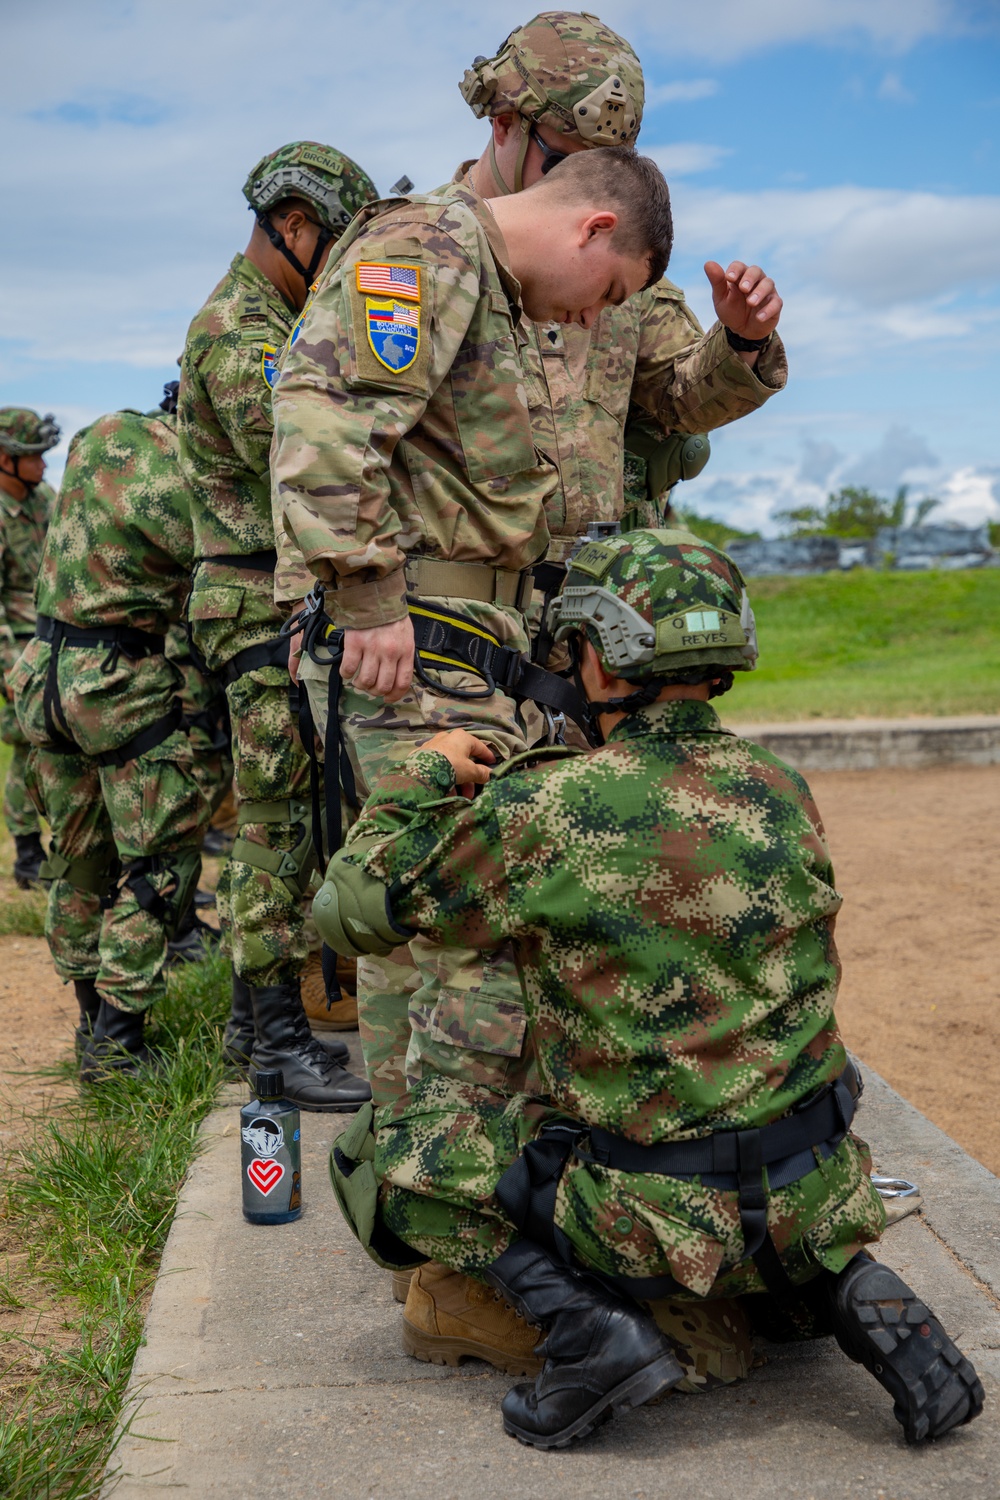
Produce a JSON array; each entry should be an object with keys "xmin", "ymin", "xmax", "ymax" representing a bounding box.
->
[{"xmin": 872, "ymin": 1176, "xmax": 920, "ymax": 1201}]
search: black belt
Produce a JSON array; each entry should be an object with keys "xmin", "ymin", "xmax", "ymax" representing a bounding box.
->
[
  {"xmin": 36, "ymin": 615, "xmax": 165, "ymax": 659},
  {"xmin": 194, "ymin": 550, "xmax": 278, "ymax": 573},
  {"xmin": 494, "ymin": 1065, "xmax": 861, "ymax": 1305},
  {"xmin": 219, "ymin": 634, "xmax": 290, "ymax": 687}
]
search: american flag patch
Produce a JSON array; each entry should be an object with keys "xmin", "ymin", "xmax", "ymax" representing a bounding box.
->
[{"xmin": 356, "ymin": 262, "xmax": 421, "ymax": 300}]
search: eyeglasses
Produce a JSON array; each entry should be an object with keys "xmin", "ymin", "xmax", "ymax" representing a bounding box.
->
[{"xmin": 529, "ymin": 125, "xmax": 569, "ymax": 175}]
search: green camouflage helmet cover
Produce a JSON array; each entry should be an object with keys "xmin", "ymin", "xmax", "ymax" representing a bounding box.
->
[
  {"xmin": 0, "ymin": 407, "xmax": 61, "ymax": 456},
  {"xmin": 551, "ymin": 528, "xmax": 759, "ymax": 677},
  {"xmin": 242, "ymin": 141, "xmax": 379, "ymax": 233},
  {"xmin": 460, "ymin": 11, "xmax": 643, "ymax": 146}
]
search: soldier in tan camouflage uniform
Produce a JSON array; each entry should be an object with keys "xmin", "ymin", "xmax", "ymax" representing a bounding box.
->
[
  {"xmin": 275, "ymin": 10, "xmax": 789, "ymax": 1374},
  {"xmin": 178, "ymin": 142, "xmax": 376, "ymax": 1112},
  {"xmin": 0, "ymin": 408, "xmax": 59, "ymax": 888}
]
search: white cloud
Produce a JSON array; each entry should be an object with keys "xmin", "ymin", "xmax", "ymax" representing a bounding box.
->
[
  {"xmin": 841, "ymin": 425, "xmax": 940, "ymax": 491},
  {"xmin": 877, "ymin": 71, "xmax": 916, "ymax": 103},
  {"xmin": 645, "ymin": 143, "xmax": 732, "ymax": 177},
  {"xmin": 644, "ymin": 79, "xmax": 719, "ymax": 106}
]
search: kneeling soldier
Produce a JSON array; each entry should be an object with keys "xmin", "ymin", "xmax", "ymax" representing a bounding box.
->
[{"xmin": 315, "ymin": 529, "xmax": 984, "ymax": 1450}]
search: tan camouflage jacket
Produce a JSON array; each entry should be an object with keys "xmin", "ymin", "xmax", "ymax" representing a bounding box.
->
[
  {"xmin": 0, "ymin": 478, "xmax": 53, "ymax": 680},
  {"xmin": 271, "ymin": 189, "xmax": 557, "ymax": 628},
  {"xmin": 178, "ymin": 251, "xmax": 314, "ymax": 666},
  {"xmin": 444, "ymin": 164, "xmax": 787, "ymax": 557}
]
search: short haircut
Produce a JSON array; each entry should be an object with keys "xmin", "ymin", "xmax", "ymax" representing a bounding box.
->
[{"xmin": 534, "ymin": 147, "xmax": 673, "ymax": 287}]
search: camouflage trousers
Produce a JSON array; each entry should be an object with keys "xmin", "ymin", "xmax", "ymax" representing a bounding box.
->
[
  {"xmin": 10, "ymin": 637, "xmax": 208, "ymax": 1011},
  {"xmin": 166, "ymin": 623, "xmax": 233, "ymax": 818},
  {"xmin": 1, "ymin": 691, "xmax": 40, "ymax": 838},
  {"xmin": 301, "ymin": 596, "xmax": 544, "ymax": 1111},
  {"xmin": 223, "ymin": 663, "xmax": 317, "ymax": 988},
  {"xmin": 376, "ymin": 1076, "xmax": 887, "ymax": 1292}
]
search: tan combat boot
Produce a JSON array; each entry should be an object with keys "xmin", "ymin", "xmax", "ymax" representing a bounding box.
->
[
  {"xmin": 301, "ymin": 950, "xmax": 359, "ymax": 1030},
  {"xmin": 649, "ymin": 1296, "xmax": 752, "ymax": 1392},
  {"xmin": 401, "ymin": 1262, "xmax": 544, "ymax": 1377},
  {"xmin": 391, "ymin": 1269, "xmax": 414, "ymax": 1303}
]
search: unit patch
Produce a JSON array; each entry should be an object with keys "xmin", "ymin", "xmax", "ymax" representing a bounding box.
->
[
  {"xmin": 365, "ymin": 297, "xmax": 420, "ymax": 372},
  {"xmin": 356, "ymin": 262, "xmax": 420, "ymax": 300},
  {"xmin": 261, "ymin": 344, "xmax": 279, "ymax": 388}
]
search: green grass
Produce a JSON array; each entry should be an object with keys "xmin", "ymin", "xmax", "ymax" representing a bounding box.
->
[
  {"xmin": 725, "ymin": 567, "xmax": 1000, "ymax": 722},
  {"xmin": 0, "ymin": 950, "xmax": 231, "ymax": 1499}
]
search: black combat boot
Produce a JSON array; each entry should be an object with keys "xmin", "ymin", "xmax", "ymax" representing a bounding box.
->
[
  {"xmin": 12, "ymin": 832, "xmax": 45, "ymax": 889},
  {"xmin": 249, "ymin": 979, "xmax": 370, "ymax": 1112},
  {"xmin": 79, "ymin": 998, "xmax": 154, "ymax": 1083},
  {"xmin": 485, "ymin": 1240, "xmax": 685, "ymax": 1449},
  {"xmin": 225, "ymin": 969, "xmax": 349, "ymax": 1070},
  {"xmin": 73, "ymin": 978, "xmax": 102, "ymax": 1058},
  {"xmin": 166, "ymin": 901, "xmax": 220, "ymax": 965},
  {"xmin": 829, "ymin": 1253, "xmax": 984, "ymax": 1443}
]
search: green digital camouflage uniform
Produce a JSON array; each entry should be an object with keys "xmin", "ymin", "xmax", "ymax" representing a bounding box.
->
[
  {"xmin": 10, "ymin": 410, "xmax": 208, "ymax": 1012},
  {"xmin": 322, "ymin": 702, "xmax": 885, "ymax": 1297},
  {"xmin": 272, "ymin": 184, "xmax": 558, "ymax": 1100},
  {"xmin": 0, "ymin": 477, "xmax": 54, "ymax": 838},
  {"xmin": 178, "ymin": 148, "xmax": 378, "ymax": 991},
  {"xmin": 165, "ymin": 622, "xmax": 232, "ymax": 818}
]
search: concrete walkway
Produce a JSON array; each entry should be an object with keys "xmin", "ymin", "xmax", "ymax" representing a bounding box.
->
[{"xmin": 103, "ymin": 1042, "xmax": 999, "ymax": 1499}]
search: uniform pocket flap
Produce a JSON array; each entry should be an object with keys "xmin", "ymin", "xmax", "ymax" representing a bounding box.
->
[
  {"xmin": 188, "ymin": 586, "xmax": 247, "ymax": 622},
  {"xmin": 428, "ymin": 988, "xmax": 527, "ymax": 1058}
]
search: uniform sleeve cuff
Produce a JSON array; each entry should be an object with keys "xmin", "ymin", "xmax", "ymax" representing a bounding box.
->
[{"xmin": 326, "ymin": 569, "xmax": 408, "ymax": 629}]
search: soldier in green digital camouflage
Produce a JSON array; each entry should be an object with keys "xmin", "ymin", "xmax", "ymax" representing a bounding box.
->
[
  {"xmin": 0, "ymin": 407, "xmax": 60, "ymax": 887},
  {"xmin": 315, "ymin": 529, "xmax": 984, "ymax": 1451},
  {"xmin": 8, "ymin": 394, "xmax": 218, "ymax": 1076},
  {"xmin": 178, "ymin": 141, "xmax": 377, "ymax": 1112}
]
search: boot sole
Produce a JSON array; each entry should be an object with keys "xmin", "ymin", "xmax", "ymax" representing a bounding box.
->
[
  {"xmin": 839, "ymin": 1268, "xmax": 984, "ymax": 1443},
  {"xmin": 291, "ymin": 1097, "xmax": 371, "ymax": 1113},
  {"xmin": 502, "ymin": 1351, "xmax": 684, "ymax": 1450},
  {"xmin": 402, "ymin": 1316, "xmax": 543, "ymax": 1378}
]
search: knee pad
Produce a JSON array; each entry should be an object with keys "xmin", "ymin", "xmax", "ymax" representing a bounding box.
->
[
  {"xmin": 41, "ymin": 847, "xmax": 119, "ymax": 902},
  {"xmin": 231, "ymin": 798, "xmax": 317, "ymax": 900}
]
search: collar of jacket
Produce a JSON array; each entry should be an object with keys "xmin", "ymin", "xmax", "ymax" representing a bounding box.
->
[{"xmin": 606, "ymin": 696, "xmax": 736, "ymax": 743}]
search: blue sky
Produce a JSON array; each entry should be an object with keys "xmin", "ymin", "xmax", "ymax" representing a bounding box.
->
[{"xmin": 3, "ymin": 0, "xmax": 998, "ymax": 533}]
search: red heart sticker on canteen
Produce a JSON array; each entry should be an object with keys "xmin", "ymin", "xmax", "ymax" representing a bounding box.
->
[{"xmin": 247, "ymin": 1158, "xmax": 285, "ymax": 1196}]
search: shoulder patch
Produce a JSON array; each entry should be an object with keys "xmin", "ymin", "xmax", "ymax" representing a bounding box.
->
[
  {"xmin": 261, "ymin": 344, "xmax": 279, "ymax": 388},
  {"xmin": 365, "ymin": 298, "xmax": 420, "ymax": 373},
  {"xmin": 355, "ymin": 262, "xmax": 421, "ymax": 301}
]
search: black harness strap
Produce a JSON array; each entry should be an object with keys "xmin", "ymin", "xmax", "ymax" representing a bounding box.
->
[
  {"xmin": 494, "ymin": 1069, "xmax": 861, "ymax": 1304},
  {"xmin": 193, "ymin": 550, "xmax": 278, "ymax": 573},
  {"xmin": 406, "ymin": 597, "xmax": 589, "ymax": 734},
  {"xmin": 220, "ymin": 634, "xmax": 291, "ymax": 688},
  {"xmin": 35, "ymin": 616, "xmax": 170, "ymax": 756},
  {"xmin": 530, "ymin": 560, "xmax": 568, "ymax": 667},
  {"xmin": 92, "ymin": 704, "xmax": 185, "ymax": 769}
]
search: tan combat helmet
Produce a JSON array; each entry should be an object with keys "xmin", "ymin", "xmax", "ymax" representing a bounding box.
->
[{"xmin": 460, "ymin": 11, "xmax": 644, "ymax": 192}]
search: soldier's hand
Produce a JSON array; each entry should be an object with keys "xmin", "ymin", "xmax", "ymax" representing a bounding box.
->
[
  {"xmin": 420, "ymin": 729, "xmax": 495, "ymax": 795},
  {"xmin": 341, "ymin": 617, "xmax": 415, "ymax": 702},
  {"xmin": 704, "ymin": 261, "xmax": 782, "ymax": 342}
]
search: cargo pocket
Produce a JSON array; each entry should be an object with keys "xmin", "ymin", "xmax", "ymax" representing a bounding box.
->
[
  {"xmin": 802, "ymin": 1137, "xmax": 887, "ymax": 1276},
  {"xmin": 5, "ymin": 638, "xmax": 50, "ymax": 748},
  {"xmin": 408, "ymin": 981, "xmax": 528, "ymax": 1093}
]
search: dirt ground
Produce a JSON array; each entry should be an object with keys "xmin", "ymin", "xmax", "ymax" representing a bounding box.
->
[{"xmin": 0, "ymin": 765, "xmax": 997, "ymax": 1181}]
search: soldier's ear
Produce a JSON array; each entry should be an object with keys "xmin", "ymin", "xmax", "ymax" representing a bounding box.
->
[{"xmin": 492, "ymin": 113, "xmax": 518, "ymax": 147}]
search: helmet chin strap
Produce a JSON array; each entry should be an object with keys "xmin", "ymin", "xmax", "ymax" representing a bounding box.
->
[
  {"xmin": 487, "ymin": 116, "xmax": 533, "ymax": 195},
  {"xmin": 255, "ymin": 209, "xmax": 333, "ymax": 291}
]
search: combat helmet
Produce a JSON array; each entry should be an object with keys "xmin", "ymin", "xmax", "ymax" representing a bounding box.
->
[
  {"xmin": 460, "ymin": 11, "xmax": 644, "ymax": 192},
  {"xmin": 243, "ymin": 141, "xmax": 378, "ymax": 287},
  {"xmin": 0, "ymin": 408, "xmax": 61, "ymax": 494},
  {"xmin": 550, "ymin": 528, "xmax": 757, "ymax": 733}
]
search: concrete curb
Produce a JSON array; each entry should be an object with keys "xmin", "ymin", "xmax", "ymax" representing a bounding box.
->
[
  {"xmin": 101, "ymin": 1051, "xmax": 1000, "ymax": 1499},
  {"xmin": 725, "ymin": 714, "xmax": 1000, "ymax": 771}
]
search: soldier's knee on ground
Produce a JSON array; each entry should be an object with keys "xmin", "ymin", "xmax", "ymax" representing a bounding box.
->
[{"xmin": 648, "ymin": 1297, "xmax": 752, "ymax": 1392}]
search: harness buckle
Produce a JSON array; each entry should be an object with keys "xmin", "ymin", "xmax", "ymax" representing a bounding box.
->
[{"xmin": 542, "ymin": 707, "xmax": 566, "ymax": 746}]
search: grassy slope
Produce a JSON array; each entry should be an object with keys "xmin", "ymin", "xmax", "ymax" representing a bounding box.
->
[{"xmin": 724, "ymin": 567, "xmax": 1000, "ymax": 723}]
